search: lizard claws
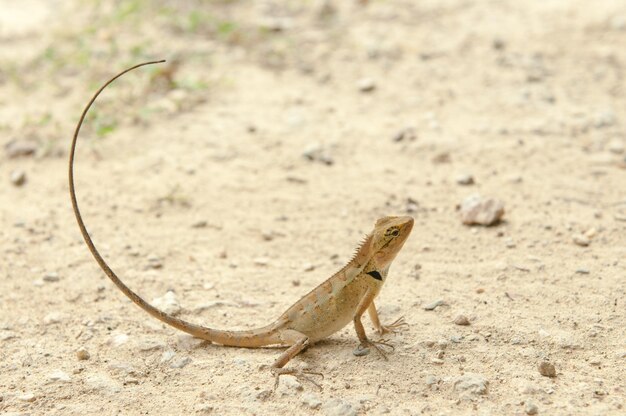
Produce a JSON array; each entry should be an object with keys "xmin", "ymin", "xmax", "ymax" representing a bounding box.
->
[
  {"xmin": 272, "ymin": 368, "xmax": 324, "ymax": 391},
  {"xmin": 353, "ymin": 338, "xmax": 395, "ymax": 360},
  {"xmin": 377, "ymin": 316, "xmax": 409, "ymax": 335}
]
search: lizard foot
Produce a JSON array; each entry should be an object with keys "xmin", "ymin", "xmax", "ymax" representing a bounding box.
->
[
  {"xmin": 377, "ymin": 316, "xmax": 409, "ymax": 335},
  {"xmin": 272, "ymin": 367, "xmax": 324, "ymax": 390},
  {"xmin": 353, "ymin": 338, "xmax": 395, "ymax": 360}
]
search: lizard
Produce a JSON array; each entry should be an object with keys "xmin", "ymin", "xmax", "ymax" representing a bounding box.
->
[{"xmin": 68, "ymin": 60, "xmax": 415, "ymax": 388}]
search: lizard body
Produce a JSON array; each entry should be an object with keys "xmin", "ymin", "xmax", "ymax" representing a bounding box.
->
[{"xmin": 68, "ymin": 61, "xmax": 414, "ymax": 386}]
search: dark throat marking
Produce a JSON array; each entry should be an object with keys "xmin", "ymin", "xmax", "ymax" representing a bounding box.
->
[{"xmin": 366, "ymin": 270, "xmax": 383, "ymax": 281}]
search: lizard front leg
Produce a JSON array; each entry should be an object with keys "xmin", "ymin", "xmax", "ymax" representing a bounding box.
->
[
  {"xmin": 367, "ymin": 300, "xmax": 409, "ymax": 336},
  {"xmin": 271, "ymin": 330, "xmax": 323, "ymax": 390},
  {"xmin": 352, "ymin": 290, "xmax": 394, "ymax": 359}
]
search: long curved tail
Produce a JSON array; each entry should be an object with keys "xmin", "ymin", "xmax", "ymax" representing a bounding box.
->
[{"xmin": 68, "ymin": 60, "xmax": 278, "ymax": 348}]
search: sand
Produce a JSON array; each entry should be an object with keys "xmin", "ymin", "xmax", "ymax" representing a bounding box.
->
[{"xmin": 1, "ymin": 1, "xmax": 625, "ymax": 414}]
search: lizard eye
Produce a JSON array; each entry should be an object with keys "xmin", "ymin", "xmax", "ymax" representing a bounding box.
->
[{"xmin": 389, "ymin": 228, "xmax": 399, "ymax": 237}]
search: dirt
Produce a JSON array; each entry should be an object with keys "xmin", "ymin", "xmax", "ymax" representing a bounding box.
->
[{"xmin": 1, "ymin": 1, "xmax": 625, "ymax": 415}]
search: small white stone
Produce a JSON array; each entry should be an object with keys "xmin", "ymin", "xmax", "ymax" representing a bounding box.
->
[
  {"xmin": 138, "ymin": 340, "xmax": 166, "ymax": 352},
  {"xmin": 303, "ymin": 263, "xmax": 315, "ymax": 272},
  {"xmin": 572, "ymin": 234, "xmax": 590, "ymax": 247},
  {"xmin": 322, "ymin": 398, "xmax": 357, "ymax": 416},
  {"xmin": 161, "ymin": 350, "xmax": 176, "ymax": 363},
  {"xmin": 151, "ymin": 290, "xmax": 181, "ymax": 315},
  {"xmin": 18, "ymin": 392, "xmax": 36, "ymax": 402},
  {"xmin": 110, "ymin": 332, "xmax": 129, "ymax": 347},
  {"xmin": 0, "ymin": 330, "xmax": 17, "ymax": 341},
  {"xmin": 357, "ymin": 78, "xmax": 376, "ymax": 92},
  {"xmin": 42, "ymin": 272, "xmax": 59, "ymax": 282},
  {"xmin": 302, "ymin": 392, "xmax": 322, "ymax": 409},
  {"xmin": 43, "ymin": 312, "xmax": 64, "ymax": 325},
  {"xmin": 610, "ymin": 15, "xmax": 626, "ymax": 30},
  {"xmin": 525, "ymin": 401, "xmax": 539, "ymax": 415},
  {"xmin": 607, "ymin": 139, "xmax": 624, "ymax": 154},
  {"xmin": 253, "ymin": 257, "xmax": 270, "ymax": 266},
  {"xmin": 453, "ymin": 373, "xmax": 489, "ymax": 396},
  {"xmin": 170, "ymin": 356, "xmax": 192, "ymax": 369},
  {"xmin": 456, "ymin": 173, "xmax": 474, "ymax": 185},
  {"xmin": 176, "ymin": 334, "xmax": 205, "ymax": 350},
  {"xmin": 460, "ymin": 194, "xmax": 505, "ymax": 226},
  {"xmin": 423, "ymin": 299, "xmax": 445, "ymax": 311},
  {"xmin": 10, "ymin": 170, "xmax": 27, "ymax": 186},
  {"xmin": 48, "ymin": 369, "xmax": 71, "ymax": 382},
  {"xmin": 277, "ymin": 375, "xmax": 303, "ymax": 394}
]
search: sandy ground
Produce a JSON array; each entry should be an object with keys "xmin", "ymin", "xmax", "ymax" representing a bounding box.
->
[{"xmin": 1, "ymin": 1, "xmax": 625, "ymax": 415}]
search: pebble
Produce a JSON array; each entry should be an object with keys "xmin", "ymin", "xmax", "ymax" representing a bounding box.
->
[
  {"xmin": 454, "ymin": 315, "xmax": 470, "ymax": 326},
  {"xmin": 572, "ymin": 234, "xmax": 590, "ymax": 247},
  {"xmin": 301, "ymin": 392, "xmax": 322, "ymax": 409},
  {"xmin": 261, "ymin": 230, "xmax": 276, "ymax": 241},
  {"xmin": 303, "ymin": 263, "xmax": 315, "ymax": 272},
  {"xmin": 610, "ymin": 15, "xmax": 626, "ymax": 30},
  {"xmin": 432, "ymin": 152, "xmax": 450, "ymax": 163},
  {"xmin": 525, "ymin": 401, "xmax": 539, "ymax": 415},
  {"xmin": 43, "ymin": 312, "xmax": 64, "ymax": 325},
  {"xmin": 575, "ymin": 268, "xmax": 590, "ymax": 274},
  {"xmin": 176, "ymin": 334, "xmax": 205, "ymax": 350},
  {"xmin": 456, "ymin": 174, "xmax": 474, "ymax": 185},
  {"xmin": 459, "ymin": 194, "xmax": 505, "ymax": 226},
  {"xmin": 453, "ymin": 373, "xmax": 489, "ymax": 396},
  {"xmin": 277, "ymin": 375, "xmax": 303, "ymax": 394},
  {"xmin": 392, "ymin": 127, "xmax": 416, "ymax": 142},
  {"xmin": 0, "ymin": 330, "xmax": 17, "ymax": 341},
  {"xmin": 161, "ymin": 350, "xmax": 176, "ymax": 363},
  {"xmin": 151, "ymin": 291, "xmax": 181, "ymax": 315},
  {"xmin": 146, "ymin": 254, "xmax": 163, "ymax": 269},
  {"xmin": 405, "ymin": 197, "xmax": 419, "ymax": 214},
  {"xmin": 86, "ymin": 373, "xmax": 122, "ymax": 394},
  {"xmin": 425, "ymin": 375, "xmax": 440, "ymax": 387},
  {"xmin": 42, "ymin": 271, "xmax": 60, "ymax": 282},
  {"xmin": 538, "ymin": 361, "xmax": 556, "ymax": 377},
  {"xmin": 607, "ymin": 139, "xmax": 625, "ymax": 154},
  {"xmin": 450, "ymin": 335, "xmax": 464, "ymax": 343},
  {"xmin": 110, "ymin": 333, "xmax": 129, "ymax": 347},
  {"xmin": 253, "ymin": 257, "xmax": 270, "ymax": 266},
  {"xmin": 191, "ymin": 220, "xmax": 208, "ymax": 228},
  {"xmin": 589, "ymin": 356, "xmax": 602, "ymax": 366},
  {"xmin": 18, "ymin": 392, "xmax": 36, "ymax": 402},
  {"xmin": 321, "ymin": 398, "xmax": 358, "ymax": 416},
  {"xmin": 170, "ymin": 356, "xmax": 192, "ymax": 369},
  {"xmin": 76, "ymin": 347, "xmax": 90, "ymax": 361},
  {"xmin": 353, "ymin": 344, "xmax": 370, "ymax": 356},
  {"xmin": 423, "ymin": 299, "xmax": 445, "ymax": 311},
  {"xmin": 302, "ymin": 142, "xmax": 334, "ymax": 165},
  {"xmin": 357, "ymin": 77, "xmax": 376, "ymax": 92},
  {"xmin": 48, "ymin": 369, "xmax": 71, "ymax": 382},
  {"xmin": 137, "ymin": 340, "xmax": 166, "ymax": 352},
  {"xmin": 258, "ymin": 17, "xmax": 292, "ymax": 32},
  {"xmin": 10, "ymin": 170, "xmax": 27, "ymax": 186},
  {"xmin": 5, "ymin": 139, "xmax": 38, "ymax": 158}
]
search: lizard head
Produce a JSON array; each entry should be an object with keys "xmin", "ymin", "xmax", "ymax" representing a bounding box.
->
[{"xmin": 370, "ymin": 215, "xmax": 414, "ymax": 267}]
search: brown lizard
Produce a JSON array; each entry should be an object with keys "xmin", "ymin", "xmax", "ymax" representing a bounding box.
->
[{"xmin": 68, "ymin": 60, "xmax": 414, "ymax": 388}]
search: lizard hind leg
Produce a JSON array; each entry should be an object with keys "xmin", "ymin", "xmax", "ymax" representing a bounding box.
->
[{"xmin": 271, "ymin": 330, "xmax": 324, "ymax": 390}]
